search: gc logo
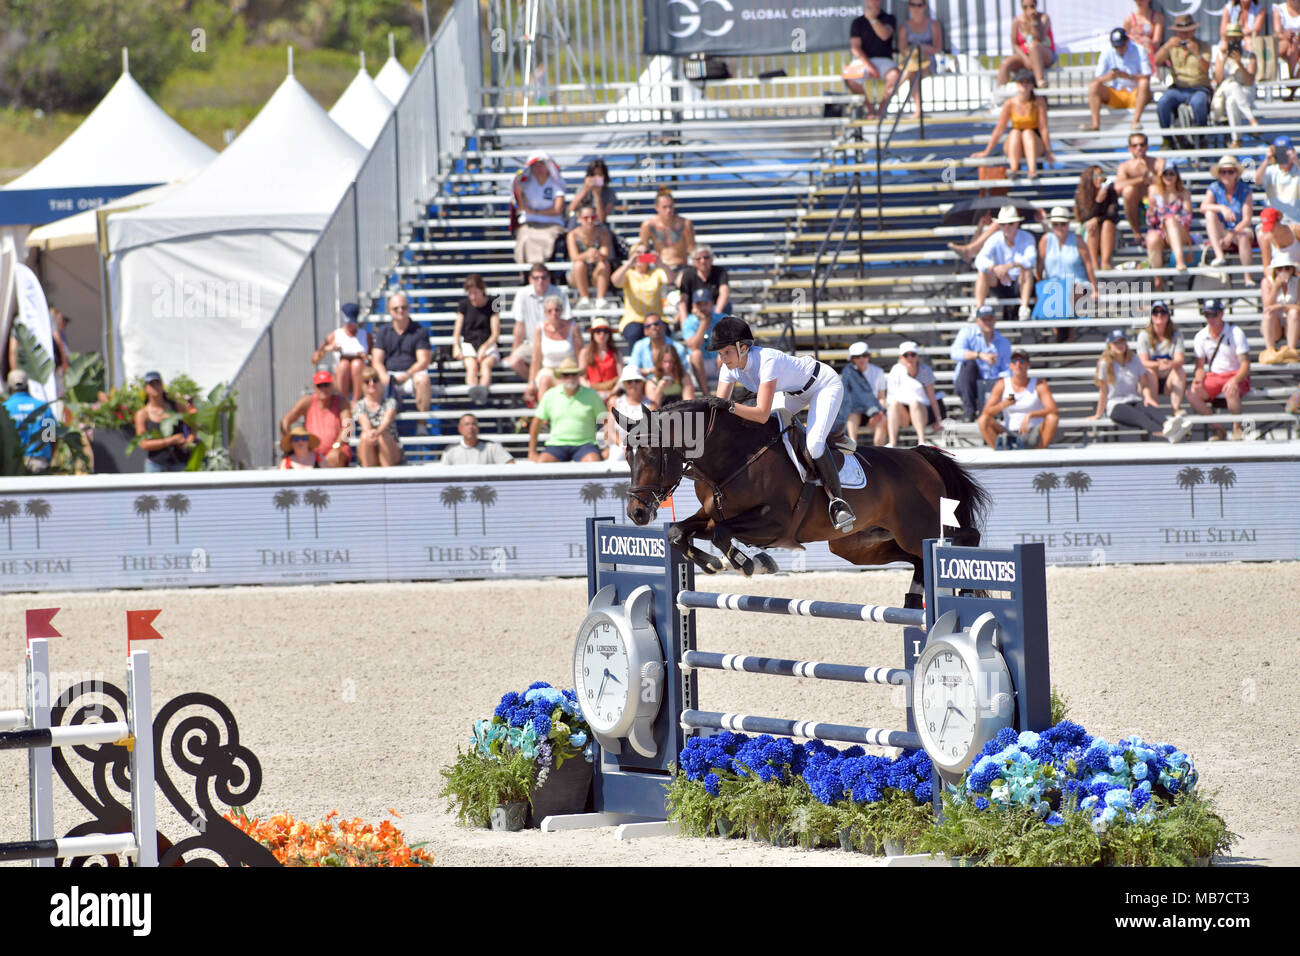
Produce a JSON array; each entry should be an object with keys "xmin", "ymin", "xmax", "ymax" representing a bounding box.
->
[{"xmin": 667, "ymin": 0, "xmax": 736, "ymax": 39}]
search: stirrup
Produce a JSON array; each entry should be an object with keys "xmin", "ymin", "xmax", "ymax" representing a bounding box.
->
[{"xmin": 829, "ymin": 498, "xmax": 856, "ymax": 532}]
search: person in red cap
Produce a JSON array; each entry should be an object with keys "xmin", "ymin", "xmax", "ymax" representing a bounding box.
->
[
  {"xmin": 1259, "ymin": 205, "xmax": 1299, "ymax": 274},
  {"xmin": 280, "ymin": 369, "xmax": 353, "ymax": 468}
]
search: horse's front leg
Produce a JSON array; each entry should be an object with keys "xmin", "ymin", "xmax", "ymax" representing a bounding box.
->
[
  {"xmin": 713, "ymin": 506, "xmax": 781, "ymax": 576},
  {"xmin": 666, "ymin": 511, "xmax": 725, "ymax": 575}
]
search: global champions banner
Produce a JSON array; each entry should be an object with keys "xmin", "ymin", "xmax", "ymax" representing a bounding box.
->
[{"xmin": 642, "ymin": 1, "xmax": 860, "ymax": 56}]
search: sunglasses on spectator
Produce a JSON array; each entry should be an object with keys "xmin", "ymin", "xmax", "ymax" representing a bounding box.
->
[
  {"xmin": 1010, "ymin": 357, "xmax": 1030, "ymax": 364},
  {"xmin": 363, "ymin": 377, "xmax": 380, "ymax": 384},
  {"xmin": 531, "ymin": 273, "xmax": 549, "ymax": 280},
  {"xmin": 292, "ymin": 435, "xmax": 309, "ymax": 442},
  {"xmin": 903, "ymin": 352, "xmax": 919, "ymax": 358},
  {"xmin": 694, "ymin": 253, "xmax": 711, "ymax": 260},
  {"xmin": 1161, "ymin": 169, "xmax": 1177, "ymax": 178},
  {"xmin": 315, "ymin": 382, "xmax": 331, "ymax": 389},
  {"xmin": 1152, "ymin": 308, "xmax": 1169, "ymax": 315},
  {"xmin": 644, "ymin": 321, "xmax": 663, "ymax": 328}
]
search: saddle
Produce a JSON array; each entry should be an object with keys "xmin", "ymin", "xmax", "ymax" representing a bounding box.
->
[{"xmin": 776, "ymin": 409, "xmax": 856, "ymax": 477}]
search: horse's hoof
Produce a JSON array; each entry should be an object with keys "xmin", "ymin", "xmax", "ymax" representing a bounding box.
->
[
  {"xmin": 732, "ymin": 555, "xmax": 755, "ymax": 577},
  {"xmin": 700, "ymin": 555, "xmax": 725, "ymax": 574},
  {"xmin": 753, "ymin": 552, "xmax": 779, "ymax": 575}
]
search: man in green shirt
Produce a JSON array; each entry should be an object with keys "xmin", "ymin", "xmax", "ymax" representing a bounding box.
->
[
  {"xmin": 1155, "ymin": 15, "xmax": 1212, "ymax": 139},
  {"xmin": 528, "ymin": 360, "xmax": 605, "ymax": 462}
]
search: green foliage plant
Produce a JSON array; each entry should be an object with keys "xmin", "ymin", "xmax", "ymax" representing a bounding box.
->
[{"xmin": 438, "ymin": 746, "xmax": 537, "ymax": 828}]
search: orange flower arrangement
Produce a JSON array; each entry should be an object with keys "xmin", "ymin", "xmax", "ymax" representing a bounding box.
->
[{"xmin": 224, "ymin": 808, "xmax": 435, "ymax": 867}]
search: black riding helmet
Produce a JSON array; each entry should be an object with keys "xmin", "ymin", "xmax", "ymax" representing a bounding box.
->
[{"xmin": 710, "ymin": 315, "xmax": 754, "ymax": 351}]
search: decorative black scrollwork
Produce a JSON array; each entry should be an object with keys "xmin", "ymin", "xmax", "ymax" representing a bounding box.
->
[{"xmin": 49, "ymin": 682, "xmax": 280, "ymax": 867}]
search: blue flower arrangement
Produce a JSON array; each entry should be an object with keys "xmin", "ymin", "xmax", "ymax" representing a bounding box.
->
[{"xmin": 473, "ymin": 682, "xmax": 594, "ymax": 786}]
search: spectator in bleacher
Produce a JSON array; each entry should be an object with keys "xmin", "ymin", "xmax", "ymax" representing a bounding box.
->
[
  {"xmin": 838, "ymin": 340, "xmax": 887, "ymax": 446},
  {"xmin": 681, "ymin": 287, "xmax": 718, "ymax": 392},
  {"xmin": 1114, "ymin": 133, "xmax": 1156, "ymax": 255},
  {"xmin": 452, "ymin": 274, "xmax": 501, "ymax": 395},
  {"xmin": 372, "ymin": 291, "xmax": 433, "ymax": 423},
  {"xmin": 1258, "ymin": 137, "xmax": 1300, "ymax": 236},
  {"xmin": 613, "ymin": 244, "xmax": 672, "ymax": 346},
  {"xmin": 1136, "ymin": 300, "xmax": 1188, "ymax": 416},
  {"xmin": 1201, "ymin": 154, "xmax": 1255, "ymax": 281},
  {"xmin": 898, "ymin": 1, "xmax": 943, "ymax": 119},
  {"xmin": 1089, "ymin": 329, "xmax": 1192, "ymax": 442},
  {"xmin": 1211, "ymin": 25, "xmax": 1259, "ymax": 149},
  {"xmin": 528, "ymin": 359, "xmax": 605, "ymax": 463},
  {"xmin": 973, "ymin": 206, "xmax": 1037, "ymax": 320},
  {"xmin": 566, "ymin": 206, "xmax": 613, "ymax": 308},
  {"xmin": 1259, "ymin": 207, "xmax": 1299, "ymax": 276},
  {"xmin": 528, "ymin": 294, "xmax": 583, "ymax": 404},
  {"xmin": 885, "ymin": 342, "xmax": 940, "ymax": 447},
  {"xmin": 280, "ymin": 370, "xmax": 353, "ymax": 468},
  {"xmin": 605, "ymin": 365, "xmax": 657, "ymax": 462},
  {"xmin": 567, "ymin": 158, "xmax": 620, "ymax": 225},
  {"xmin": 5, "ymin": 370, "xmax": 57, "ymax": 474},
  {"xmin": 311, "ymin": 303, "xmax": 369, "ymax": 402},
  {"xmin": 844, "ymin": 0, "xmax": 900, "ymax": 120},
  {"xmin": 629, "ymin": 313, "xmax": 688, "ymax": 375},
  {"xmin": 1085, "ymin": 27, "xmax": 1153, "ymax": 132},
  {"xmin": 1222, "ymin": 0, "xmax": 1266, "ymax": 38},
  {"xmin": 506, "ymin": 264, "xmax": 572, "ymax": 386},
  {"xmin": 978, "ymin": 350, "xmax": 1059, "ymax": 449},
  {"xmin": 645, "ymin": 341, "xmax": 696, "ymax": 407},
  {"xmin": 579, "ymin": 316, "xmax": 622, "ymax": 401},
  {"xmin": 352, "ymin": 368, "xmax": 403, "ymax": 467},
  {"xmin": 442, "ymin": 413, "xmax": 515, "ymax": 465},
  {"xmin": 950, "ymin": 304, "xmax": 1012, "ymax": 423},
  {"xmin": 947, "ymin": 209, "xmax": 996, "ymax": 264},
  {"xmin": 637, "ymin": 188, "xmax": 695, "ymax": 281},
  {"xmin": 512, "ymin": 150, "xmax": 567, "ymax": 265},
  {"xmin": 1123, "ymin": 0, "xmax": 1163, "ymax": 67},
  {"xmin": 970, "ymin": 70, "xmax": 1055, "ymax": 181},
  {"xmin": 1145, "ymin": 162, "xmax": 1194, "ymax": 286},
  {"xmin": 1037, "ymin": 206, "xmax": 1098, "ymax": 329},
  {"xmin": 676, "ymin": 245, "xmax": 730, "ymax": 323},
  {"xmin": 997, "ymin": 0, "xmax": 1056, "ymax": 90},
  {"xmin": 1260, "ymin": 251, "xmax": 1300, "ymax": 363},
  {"xmin": 1187, "ymin": 298, "xmax": 1251, "ymax": 440},
  {"xmin": 279, "ymin": 425, "xmax": 320, "ymax": 470},
  {"xmin": 1277, "ymin": 1, "xmax": 1300, "ymax": 93},
  {"xmin": 1075, "ymin": 166, "xmax": 1121, "ymax": 271},
  {"xmin": 1154, "ymin": 15, "xmax": 1213, "ymax": 142}
]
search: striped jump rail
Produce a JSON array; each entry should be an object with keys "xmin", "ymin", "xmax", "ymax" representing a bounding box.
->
[
  {"xmin": 677, "ymin": 591, "xmax": 926, "ymax": 628},
  {"xmin": 681, "ymin": 710, "xmax": 922, "ymax": 750},
  {"xmin": 681, "ymin": 651, "xmax": 910, "ymax": 687},
  {"xmin": 0, "ymin": 722, "xmax": 131, "ymax": 752},
  {"xmin": 0, "ymin": 832, "xmax": 136, "ymax": 864}
]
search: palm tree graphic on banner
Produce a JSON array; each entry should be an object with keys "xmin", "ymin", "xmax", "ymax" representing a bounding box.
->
[
  {"xmin": 273, "ymin": 489, "xmax": 300, "ymax": 539},
  {"xmin": 579, "ymin": 482, "xmax": 606, "ymax": 515},
  {"xmin": 24, "ymin": 498, "xmax": 51, "ymax": 548},
  {"xmin": 1032, "ymin": 472, "xmax": 1060, "ymax": 522},
  {"xmin": 0, "ymin": 500, "xmax": 19, "ymax": 549},
  {"xmin": 304, "ymin": 489, "xmax": 330, "ymax": 538},
  {"xmin": 608, "ymin": 483, "xmax": 630, "ymax": 522},
  {"xmin": 1207, "ymin": 466, "xmax": 1236, "ymax": 518},
  {"xmin": 471, "ymin": 486, "xmax": 497, "ymax": 534},
  {"xmin": 134, "ymin": 494, "xmax": 160, "ymax": 545},
  {"xmin": 164, "ymin": 493, "xmax": 191, "ymax": 544},
  {"xmin": 1176, "ymin": 466, "xmax": 1205, "ymax": 518},
  {"xmin": 441, "ymin": 486, "xmax": 466, "ymax": 535},
  {"xmin": 1063, "ymin": 471, "xmax": 1092, "ymax": 521}
]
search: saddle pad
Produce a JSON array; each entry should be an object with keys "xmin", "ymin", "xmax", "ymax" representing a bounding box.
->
[{"xmin": 781, "ymin": 431, "xmax": 867, "ymax": 489}]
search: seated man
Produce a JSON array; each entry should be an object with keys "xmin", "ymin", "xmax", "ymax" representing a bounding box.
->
[
  {"xmin": 973, "ymin": 206, "xmax": 1037, "ymax": 321},
  {"xmin": 1154, "ymin": 15, "xmax": 1213, "ymax": 144},
  {"xmin": 837, "ymin": 340, "xmax": 886, "ymax": 447},
  {"xmin": 977, "ymin": 350, "xmax": 1059, "ymax": 450},
  {"xmin": 629, "ymin": 313, "xmax": 688, "ymax": 375},
  {"xmin": 885, "ymin": 342, "xmax": 940, "ymax": 447},
  {"xmin": 680, "ymin": 288, "xmax": 718, "ymax": 392},
  {"xmin": 441, "ymin": 413, "xmax": 515, "ymax": 465},
  {"xmin": 280, "ymin": 370, "xmax": 353, "ymax": 468},
  {"xmin": 3, "ymin": 370, "xmax": 56, "ymax": 474},
  {"xmin": 950, "ymin": 304, "xmax": 1011, "ymax": 422},
  {"xmin": 371, "ymin": 291, "xmax": 433, "ymax": 423},
  {"xmin": 1186, "ymin": 299, "xmax": 1251, "ymax": 440},
  {"xmin": 528, "ymin": 360, "xmax": 605, "ymax": 463},
  {"xmin": 1086, "ymin": 27, "xmax": 1153, "ymax": 131}
]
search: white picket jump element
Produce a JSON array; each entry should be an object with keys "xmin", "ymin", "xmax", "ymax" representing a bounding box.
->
[{"xmin": 0, "ymin": 709, "xmax": 25, "ymax": 731}]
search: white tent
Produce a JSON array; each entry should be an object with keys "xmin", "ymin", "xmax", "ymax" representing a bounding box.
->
[
  {"xmin": 0, "ymin": 62, "xmax": 214, "ymax": 351},
  {"xmin": 107, "ymin": 73, "xmax": 366, "ymax": 389},
  {"xmin": 374, "ymin": 54, "xmax": 411, "ymax": 103},
  {"xmin": 329, "ymin": 57, "xmax": 395, "ymax": 148}
]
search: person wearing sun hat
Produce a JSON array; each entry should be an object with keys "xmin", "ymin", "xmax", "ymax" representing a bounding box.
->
[
  {"xmin": 1154, "ymin": 14, "xmax": 1212, "ymax": 137},
  {"xmin": 528, "ymin": 358, "xmax": 604, "ymax": 463},
  {"xmin": 1037, "ymin": 204, "xmax": 1097, "ymax": 323},
  {"xmin": 1211, "ymin": 23, "xmax": 1259, "ymax": 149},
  {"xmin": 1261, "ymin": 250, "xmax": 1300, "ymax": 364},
  {"xmin": 279, "ymin": 425, "xmax": 321, "ymax": 470},
  {"xmin": 1201, "ymin": 154, "xmax": 1255, "ymax": 281},
  {"xmin": 512, "ymin": 150, "xmax": 567, "ymax": 264},
  {"xmin": 973, "ymin": 205, "xmax": 1038, "ymax": 320},
  {"xmin": 1085, "ymin": 26, "xmax": 1153, "ymax": 131}
]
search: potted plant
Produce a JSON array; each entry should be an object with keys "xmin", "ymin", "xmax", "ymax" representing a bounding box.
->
[{"xmin": 440, "ymin": 745, "xmax": 537, "ymax": 830}]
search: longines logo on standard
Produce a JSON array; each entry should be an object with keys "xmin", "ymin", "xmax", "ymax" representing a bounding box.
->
[
  {"xmin": 599, "ymin": 534, "xmax": 666, "ymax": 559},
  {"xmin": 936, "ymin": 556, "xmax": 1017, "ymax": 586}
]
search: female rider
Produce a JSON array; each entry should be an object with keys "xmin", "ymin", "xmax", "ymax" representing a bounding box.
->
[{"xmin": 710, "ymin": 316, "xmax": 856, "ymax": 533}]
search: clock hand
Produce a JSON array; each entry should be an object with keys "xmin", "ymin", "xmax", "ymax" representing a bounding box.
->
[
  {"xmin": 938, "ymin": 707, "xmax": 952, "ymax": 744},
  {"xmin": 595, "ymin": 669, "xmax": 610, "ymax": 702}
]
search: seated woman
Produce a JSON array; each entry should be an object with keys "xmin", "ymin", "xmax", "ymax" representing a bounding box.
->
[
  {"xmin": 898, "ymin": 1, "xmax": 943, "ymax": 120},
  {"xmin": 885, "ymin": 342, "xmax": 941, "ymax": 447},
  {"xmin": 997, "ymin": 0, "xmax": 1056, "ymax": 88},
  {"xmin": 451, "ymin": 273, "xmax": 501, "ymax": 391},
  {"xmin": 567, "ymin": 158, "xmax": 620, "ymax": 225},
  {"xmin": 1075, "ymin": 165, "xmax": 1121, "ymax": 271},
  {"xmin": 352, "ymin": 369, "xmax": 403, "ymax": 467},
  {"xmin": 971, "ymin": 70, "xmax": 1055, "ymax": 179},
  {"xmin": 566, "ymin": 207, "xmax": 612, "ymax": 308},
  {"xmin": 604, "ymin": 365, "xmax": 657, "ymax": 462},
  {"xmin": 637, "ymin": 188, "xmax": 695, "ymax": 281},
  {"xmin": 643, "ymin": 341, "xmax": 695, "ymax": 407},
  {"xmin": 1200, "ymin": 154, "xmax": 1254, "ymax": 283},
  {"xmin": 579, "ymin": 316, "xmax": 622, "ymax": 401},
  {"xmin": 1145, "ymin": 163, "xmax": 1194, "ymax": 287},
  {"xmin": 527, "ymin": 294, "xmax": 583, "ymax": 403},
  {"xmin": 1036, "ymin": 206, "xmax": 1097, "ymax": 336},
  {"xmin": 1136, "ymin": 301, "xmax": 1187, "ymax": 416},
  {"xmin": 611, "ymin": 244, "xmax": 671, "ymax": 347},
  {"xmin": 1276, "ymin": 0, "xmax": 1300, "ymax": 97},
  {"xmin": 1088, "ymin": 329, "xmax": 1191, "ymax": 442},
  {"xmin": 1260, "ymin": 251, "xmax": 1300, "ymax": 363}
]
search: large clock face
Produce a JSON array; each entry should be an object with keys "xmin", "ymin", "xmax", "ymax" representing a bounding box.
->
[
  {"xmin": 917, "ymin": 645, "xmax": 979, "ymax": 767},
  {"xmin": 576, "ymin": 618, "xmax": 631, "ymax": 735}
]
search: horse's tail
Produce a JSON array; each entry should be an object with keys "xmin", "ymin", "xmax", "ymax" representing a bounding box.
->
[{"xmin": 911, "ymin": 445, "xmax": 991, "ymax": 544}]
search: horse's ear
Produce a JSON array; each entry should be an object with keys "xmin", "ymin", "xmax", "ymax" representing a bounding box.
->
[{"xmin": 612, "ymin": 407, "xmax": 631, "ymax": 434}]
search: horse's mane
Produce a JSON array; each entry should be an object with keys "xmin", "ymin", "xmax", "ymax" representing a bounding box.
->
[{"xmin": 659, "ymin": 396, "xmax": 773, "ymax": 431}]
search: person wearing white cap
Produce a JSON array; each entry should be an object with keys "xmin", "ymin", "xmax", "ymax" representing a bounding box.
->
[
  {"xmin": 605, "ymin": 364, "xmax": 657, "ymax": 461},
  {"xmin": 973, "ymin": 206, "xmax": 1038, "ymax": 320},
  {"xmin": 838, "ymin": 341, "xmax": 887, "ymax": 446},
  {"xmin": 512, "ymin": 150, "xmax": 567, "ymax": 265},
  {"xmin": 884, "ymin": 342, "xmax": 940, "ymax": 447},
  {"xmin": 1261, "ymin": 251, "xmax": 1300, "ymax": 363},
  {"xmin": 1200, "ymin": 154, "xmax": 1255, "ymax": 280}
]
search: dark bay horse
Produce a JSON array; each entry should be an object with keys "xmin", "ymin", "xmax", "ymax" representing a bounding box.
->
[{"xmin": 614, "ymin": 397, "xmax": 990, "ymax": 608}]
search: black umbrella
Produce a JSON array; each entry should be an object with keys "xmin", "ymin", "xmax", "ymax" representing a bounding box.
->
[{"xmin": 942, "ymin": 197, "xmax": 1040, "ymax": 227}]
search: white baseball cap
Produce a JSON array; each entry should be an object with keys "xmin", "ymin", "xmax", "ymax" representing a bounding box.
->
[
  {"xmin": 619, "ymin": 364, "xmax": 646, "ymax": 383},
  {"xmin": 898, "ymin": 341, "xmax": 921, "ymax": 357},
  {"xmin": 848, "ymin": 341, "xmax": 870, "ymax": 357}
]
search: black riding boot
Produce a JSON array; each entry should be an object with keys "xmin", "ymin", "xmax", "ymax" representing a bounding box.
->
[{"xmin": 814, "ymin": 449, "xmax": 856, "ymax": 532}]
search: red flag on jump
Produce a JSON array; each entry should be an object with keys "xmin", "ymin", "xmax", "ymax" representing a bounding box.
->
[
  {"xmin": 26, "ymin": 608, "xmax": 61, "ymax": 644},
  {"xmin": 126, "ymin": 610, "xmax": 164, "ymax": 651}
]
